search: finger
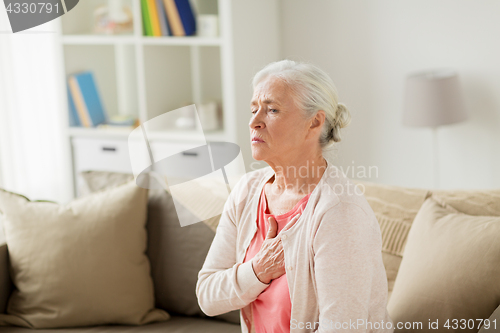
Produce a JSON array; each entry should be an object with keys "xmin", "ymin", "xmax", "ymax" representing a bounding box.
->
[
  {"xmin": 265, "ymin": 216, "xmax": 278, "ymax": 239},
  {"xmin": 282, "ymin": 213, "xmax": 302, "ymax": 232}
]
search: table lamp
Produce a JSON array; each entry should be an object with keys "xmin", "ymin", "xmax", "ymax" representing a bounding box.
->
[{"xmin": 402, "ymin": 70, "xmax": 468, "ymax": 188}]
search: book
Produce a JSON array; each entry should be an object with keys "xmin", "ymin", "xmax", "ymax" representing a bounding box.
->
[
  {"xmin": 155, "ymin": 0, "xmax": 171, "ymax": 36},
  {"xmin": 163, "ymin": 0, "xmax": 185, "ymax": 36},
  {"xmin": 174, "ymin": 0, "xmax": 196, "ymax": 36},
  {"xmin": 141, "ymin": 0, "xmax": 153, "ymax": 36},
  {"xmin": 67, "ymin": 85, "xmax": 80, "ymax": 127},
  {"xmin": 68, "ymin": 75, "xmax": 92, "ymax": 127},
  {"xmin": 68, "ymin": 71, "xmax": 107, "ymax": 128},
  {"xmin": 148, "ymin": 0, "xmax": 162, "ymax": 37}
]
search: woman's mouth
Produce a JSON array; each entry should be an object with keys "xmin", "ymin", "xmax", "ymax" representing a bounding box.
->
[{"xmin": 252, "ymin": 137, "xmax": 265, "ymax": 143}]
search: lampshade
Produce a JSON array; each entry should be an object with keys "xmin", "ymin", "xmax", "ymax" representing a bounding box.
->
[{"xmin": 402, "ymin": 70, "xmax": 468, "ymax": 127}]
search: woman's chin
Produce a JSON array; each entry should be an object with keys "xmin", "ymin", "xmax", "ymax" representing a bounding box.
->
[
  {"xmin": 251, "ymin": 153, "xmax": 262, "ymax": 161},
  {"xmin": 251, "ymin": 150, "xmax": 265, "ymax": 161}
]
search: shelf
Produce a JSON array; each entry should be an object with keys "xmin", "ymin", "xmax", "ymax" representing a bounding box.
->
[
  {"xmin": 68, "ymin": 127, "xmax": 227, "ymax": 142},
  {"xmin": 141, "ymin": 36, "xmax": 223, "ymax": 46},
  {"xmin": 62, "ymin": 35, "xmax": 136, "ymax": 45},
  {"xmin": 61, "ymin": 35, "xmax": 222, "ymax": 46}
]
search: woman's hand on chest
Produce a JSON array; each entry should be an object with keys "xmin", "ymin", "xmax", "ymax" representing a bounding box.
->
[{"xmin": 250, "ymin": 214, "xmax": 301, "ymax": 284}]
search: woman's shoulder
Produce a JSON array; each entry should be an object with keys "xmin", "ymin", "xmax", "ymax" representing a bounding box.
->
[
  {"xmin": 311, "ymin": 167, "xmax": 381, "ymax": 243},
  {"xmin": 317, "ymin": 164, "xmax": 377, "ymax": 221}
]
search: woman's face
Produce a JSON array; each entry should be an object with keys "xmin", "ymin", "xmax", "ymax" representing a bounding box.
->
[{"xmin": 249, "ymin": 76, "xmax": 321, "ymax": 164}]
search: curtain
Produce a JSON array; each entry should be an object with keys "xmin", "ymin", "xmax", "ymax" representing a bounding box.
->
[{"xmin": 0, "ymin": 9, "xmax": 72, "ymax": 203}]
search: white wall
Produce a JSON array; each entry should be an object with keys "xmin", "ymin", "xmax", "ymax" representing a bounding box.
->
[{"xmin": 280, "ymin": 0, "xmax": 500, "ymax": 189}]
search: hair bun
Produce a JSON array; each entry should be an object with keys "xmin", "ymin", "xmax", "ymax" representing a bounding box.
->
[
  {"xmin": 329, "ymin": 102, "xmax": 351, "ymax": 143},
  {"xmin": 335, "ymin": 103, "xmax": 351, "ymax": 129}
]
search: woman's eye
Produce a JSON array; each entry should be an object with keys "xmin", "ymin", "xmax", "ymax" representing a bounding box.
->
[
  {"xmin": 251, "ymin": 110, "xmax": 257, "ymax": 114},
  {"xmin": 270, "ymin": 109, "xmax": 278, "ymax": 113}
]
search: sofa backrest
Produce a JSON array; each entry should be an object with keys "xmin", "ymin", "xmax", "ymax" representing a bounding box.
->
[
  {"xmin": 78, "ymin": 171, "xmax": 241, "ymax": 324},
  {"xmin": 354, "ymin": 179, "xmax": 500, "ymax": 303},
  {"xmin": 430, "ymin": 188, "xmax": 500, "ymax": 216}
]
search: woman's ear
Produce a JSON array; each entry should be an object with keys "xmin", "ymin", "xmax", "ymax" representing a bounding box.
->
[{"xmin": 310, "ymin": 110, "xmax": 326, "ymax": 130}]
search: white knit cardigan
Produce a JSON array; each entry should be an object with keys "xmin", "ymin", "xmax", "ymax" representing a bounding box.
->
[{"xmin": 196, "ymin": 160, "xmax": 394, "ymax": 333}]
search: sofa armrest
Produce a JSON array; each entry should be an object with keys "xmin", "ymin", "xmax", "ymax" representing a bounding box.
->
[{"xmin": 0, "ymin": 241, "xmax": 12, "ymax": 313}]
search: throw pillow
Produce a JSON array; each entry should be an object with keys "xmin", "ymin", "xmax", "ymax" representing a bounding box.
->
[
  {"xmin": 0, "ymin": 181, "xmax": 170, "ymax": 329},
  {"xmin": 354, "ymin": 180, "xmax": 430, "ymax": 255},
  {"xmin": 387, "ymin": 197, "xmax": 500, "ymax": 332},
  {"xmin": 78, "ymin": 171, "xmax": 241, "ymax": 325},
  {"xmin": 431, "ymin": 188, "xmax": 500, "ymax": 216}
]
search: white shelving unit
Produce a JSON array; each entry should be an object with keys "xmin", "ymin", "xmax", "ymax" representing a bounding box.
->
[{"xmin": 58, "ymin": 0, "xmax": 281, "ymax": 197}]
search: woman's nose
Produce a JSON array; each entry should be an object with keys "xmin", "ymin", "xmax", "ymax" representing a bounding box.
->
[{"xmin": 249, "ymin": 110, "xmax": 265, "ymax": 129}]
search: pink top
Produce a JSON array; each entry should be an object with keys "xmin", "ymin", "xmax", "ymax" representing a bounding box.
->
[{"xmin": 243, "ymin": 185, "xmax": 312, "ymax": 333}]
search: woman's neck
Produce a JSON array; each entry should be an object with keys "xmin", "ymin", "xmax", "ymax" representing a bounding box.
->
[{"xmin": 266, "ymin": 156, "xmax": 327, "ymax": 196}]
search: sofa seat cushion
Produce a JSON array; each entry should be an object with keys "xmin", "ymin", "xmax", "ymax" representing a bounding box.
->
[
  {"xmin": 387, "ymin": 197, "xmax": 500, "ymax": 332},
  {"xmin": 0, "ymin": 315, "xmax": 241, "ymax": 333}
]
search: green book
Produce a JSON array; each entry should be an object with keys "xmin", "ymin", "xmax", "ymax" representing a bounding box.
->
[{"xmin": 141, "ymin": 0, "xmax": 153, "ymax": 36}]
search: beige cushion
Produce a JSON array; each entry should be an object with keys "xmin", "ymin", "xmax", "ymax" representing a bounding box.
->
[
  {"xmin": 0, "ymin": 182, "xmax": 170, "ymax": 329},
  {"xmin": 354, "ymin": 180, "xmax": 430, "ymax": 255},
  {"xmin": 78, "ymin": 171, "xmax": 240, "ymax": 325},
  {"xmin": 355, "ymin": 180, "xmax": 430, "ymax": 221},
  {"xmin": 353, "ymin": 180, "xmax": 429, "ymax": 302},
  {"xmin": 387, "ymin": 197, "xmax": 500, "ymax": 332},
  {"xmin": 431, "ymin": 189, "xmax": 500, "ymax": 216}
]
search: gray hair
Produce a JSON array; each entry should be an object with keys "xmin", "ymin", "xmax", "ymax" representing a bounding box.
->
[{"xmin": 252, "ymin": 60, "xmax": 351, "ymax": 150}]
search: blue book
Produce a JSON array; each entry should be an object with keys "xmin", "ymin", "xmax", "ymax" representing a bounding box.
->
[
  {"xmin": 174, "ymin": 0, "xmax": 196, "ymax": 36},
  {"xmin": 72, "ymin": 71, "xmax": 107, "ymax": 127},
  {"xmin": 67, "ymin": 85, "xmax": 80, "ymax": 127}
]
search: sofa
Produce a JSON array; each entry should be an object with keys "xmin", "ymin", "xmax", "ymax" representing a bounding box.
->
[
  {"xmin": 0, "ymin": 171, "xmax": 241, "ymax": 333},
  {"xmin": 0, "ymin": 171, "xmax": 499, "ymax": 332},
  {"xmin": 355, "ymin": 180, "xmax": 500, "ymax": 333}
]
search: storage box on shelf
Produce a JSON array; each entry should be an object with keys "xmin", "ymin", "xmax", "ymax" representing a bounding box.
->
[{"xmin": 58, "ymin": 0, "xmax": 282, "ymax": 198}]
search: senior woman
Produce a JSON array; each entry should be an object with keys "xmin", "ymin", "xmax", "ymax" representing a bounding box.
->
[{"xmin": 196, "ymin": 60, "xmax": 393, "ymax": 333}]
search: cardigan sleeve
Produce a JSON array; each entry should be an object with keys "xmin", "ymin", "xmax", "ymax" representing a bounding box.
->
[
  {"xmin": 312, "ymin": 201, "xmax": 386, "ymax": 332},
  {"xmin": 196, "ymin": 180, "xmax": 270, "ymax": 317}
]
